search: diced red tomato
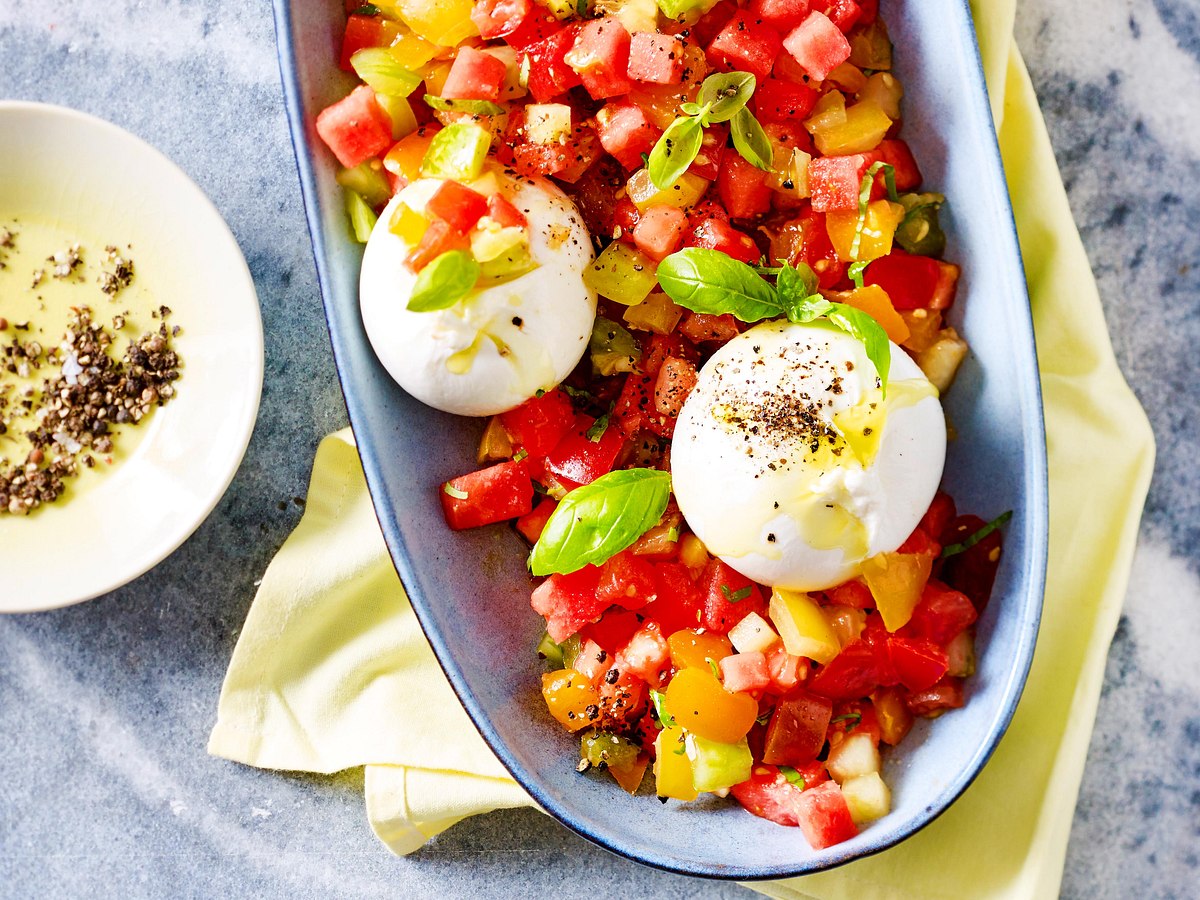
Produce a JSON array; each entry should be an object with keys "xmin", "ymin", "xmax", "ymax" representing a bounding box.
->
[
  {"xmin": 754, "ymin": 78, "xmax": 820, "ymax": 123},
  {"xmin": 905, "ymin": 676, "xmax": 965, "ymax": 717},
  {"xmin": 897, "ymin": 524, "xmax": 941, "ymax": 558},
  {"xmin": 679, "ymin": 312, "xmax": 740, "ymax": 345},
  {"xmin": 616, "ymin": 621, "xmax": 671, "ymax": 684},
  {"xmin": 689, "ymin": 0, "xmax": 739, "ymax": 46},
  {"xmin": 686, "ymin": 218, "xmax": 761, "ymax": 264},
  {"xmin": 930, "ymin": 261, "xmax": 961, "ymax": 310},
  {"xmin": 888, "ymin": 635, "xmax": 948, "ymax": 692},
  {"xmin": 706, "ymin": 11, "xmax": 783, "ymax": 82},
  {"xmin": 516, "ymin": 497, "xmax": 557, "ymax": 543},
  {"xmin": 568, "ymin": 19, "xmax": 635, "ymax": 100},
  {"xmin": 486, "ymin": 192, "xmax": 528, "ymax": 229},
  {"xmin": 808, "ymin": 153, "xmax": 867, "ymax": 212},
  {"xmin": 653, "ymin": 356, "xmax": 699, "ymax": 421},
  {"xmin": 687, "ymin": 125, "xmax": 728, "ymax": 181},
  {"xmin": 580, "ymin": 608, "xmax": 645, "ymax": 654},
  {"xmin": 749, "ymin": 0, "xmax": 813, "ymax": 31},
  {"xmin": 597, "ymin": 663, "xmax": 648, "ymax": 728},
  {"xmin": 795, "ymin": 781, "xmax": 859, "ymax": 849},
  {"xmin": 720, "ymin": 652, "xmax": 771, "ymax": 693},
  {"xmin": 503, "ymin": 5, "xmax": 562, "ymax": 50},
  {"xmin": 640, "ymin": 332, "xmax": 700, "ymax": 378},
  {"xmin": 768, "ymin": 205, "xmax": 844, "ymax": 287},
  {"xmin": 808, "ymin": 639, "xmax": 878, "ymax": 700},
  {"xmin": 612, "ymin": 372, "xmax": 656, "ymax": 436},
  {"xmin": 442, "ymin": 46, "xmax": 508, "ymax": 103},
  {"xmin": 512, "ymin": 117, "xmax": 602, "ymax": 181},
  {"xmin": 699, "ymin": 558, "xmax": 767, "ymax": 634},
  {"xmin": 632, "ymin": 205, "xmax": 688, "ymax": 261},
  {"xmin": 824, "ymin": 579, "xmax": 875, "ymax": 609},
  {"xmin": 733, "ymin": 765, "xmax": 833, "ymax": 826},
  {"xmin": 530, "ymin": 565, "xmax": 606, "ymax": 643},
  {"xmin": 763, "ymin": 688, "xmax": 833, "ymax": 766},
  {"xmin": 595, "ymin": 100, "xmax": 662, "ymax": 170},
  {"xmin": 940, "ymin": 514, "xmax": 1004, "ymax": 610},
  {"xmin": 811, "ymin": 0, "xmax": 862, "ymax": 32},
  {"xmin": 544, "ymin": 413, "xmax": 626, "ymax": 486},
  {"xmin": 857, "ymin": 0, "xmax": 879, "ymax": 23},
  {"xmin": 340, "ymin": 15, "xmax": 403, "ymax": 71},
  {"xmin": 861, "ymin": 614, "xmax": 898, "ymax": 686},
  {"xmin": 627, "ymin": 32, "xmax": 684, "ymax": 85},
  {"xmin": 863, "ymin": 250, "xmax": 942, "ymax": 310},
  {"xmin": 470, "ymin": 0, "xmax": 532, "ymax": 40},
  {"xmin": 782, "ymin": 11, "xmax": 852, "ymax": 82},
  {"xmin": 406, "ymin": 219, "xmax": 471, "ymax": 272},
  {"xmin": 439, "ymin": 458, "xmax": 533, "ymax": 530},
  {"xmin": 426, "ymin": 180, "xmax": 489, "ymax": 234},
  {"xmin": 827, "ymin": 698, "xmax": 882, "ymax": 745},
  {"xmin": 315, "ymin": 85, "xmax": 394, "ymax": 168},
  {"xmin": 765, "ymin": 642, "xmax": 806, "ymax": 694},
  {"xmin": 499, "ymin": 388, "xmax": 575, "ymax": 457},
  {"xmin": 863, "ymin": 139, "xmax": 922, "ymax": 192},
  {"xmin": 596, "ymin": 551, "xmax": 661, "ymax": 610},
  {"xmin": 718, "ymin": 154, "xmax": 774, "ymax": 220},
  {"xmin": 903, "ymin": 581, "xmax": 978, "ymax": 644},
  {"xmin": 644, "ymin": 561, "xmax": 705, "ymax": 635},
  {"xmin": 919, "ymin": 492, "xmax": 957, "ymax": 543},
  {"xmin": 522, "ymin": 25, "xmax": 582, "ymax": 101}
]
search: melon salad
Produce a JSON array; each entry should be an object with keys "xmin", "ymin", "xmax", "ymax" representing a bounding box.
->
[{"xmin": 316, "ymin": 0, "xmax": 1010, "ymax": 851}]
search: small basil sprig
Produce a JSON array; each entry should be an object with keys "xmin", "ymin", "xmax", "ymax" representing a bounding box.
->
[
  {"xmin": 646, "ymin": 71, "xmax": 773, "ymax": 190},
  {"xmin": 941, "ymin": 510, "xmax": 1013, "ymax": 558},
  {"xmin": 657, "ymin": 248, "xmax": 892, "ymax": 394},
  {"xmin": 407, "ymin": 250, "xmax": 479, "ymax": 312},
  {"xmin": 850, "ymin": 161, "xmax": 898, "ymax": 260},
  {"xmin": 529, "ymin": 468, "xmax": 672, "ymax": 576}
]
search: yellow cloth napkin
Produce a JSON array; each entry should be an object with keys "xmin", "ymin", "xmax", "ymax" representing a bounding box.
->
[{"xmin": 209, "ymin": 0, "xmax": 1155, "ymax": 893}]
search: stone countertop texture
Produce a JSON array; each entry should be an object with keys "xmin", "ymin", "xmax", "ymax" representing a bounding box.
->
[{"xmin": 1, "ymin": 1, "xmax": 1196, "ymax": 897}]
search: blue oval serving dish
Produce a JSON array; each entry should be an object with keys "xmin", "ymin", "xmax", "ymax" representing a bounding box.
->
[{"xmin": 272, "ymin": 0, "xmax": 1048, "ymax": 878}]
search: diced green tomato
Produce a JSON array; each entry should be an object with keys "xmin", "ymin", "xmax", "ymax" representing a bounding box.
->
[
  {"xmin": 848, "ymin": 17, "xmax": 892, "ymax": 71},
  {"xmin": 420, "ymin": 123, "xmax": 491, "ymax": 180},
  {"xmin": 524, "ymin": 102, "xmax": 574, "ymax": 144},
  {"xmin": 623, "ymin": 291, "xmax": 683, "ymax": 335},
  {"xmin": 350, "ymin": 47, "xmax": 425, "ymax": 97},
  {"xmin": 895, "ymin": 192, "xmax": 947, "ymax": 257},
  {"xmin": 727, "ymin": 611, "xmax": 779, "ymax": 654},
  {"xmin": 597, "ymin": 0, "xmax": 659, "ymax": 33},
  {"xmin": 559, "ymin": 633, "xmax": 584, "ymax": 669},
  {"xmin": 345, "ymin": 190, "xmax": 378, "ymax": 243},
  {"xmin": 471, "ymin": 222, "xmax": 528, "ymax": 263},
  {"xmin": 945, "ymin": 630, "xmax": 976, "ymax": 677},
  {"xmin": 840, "ymin": 771, "xmax": 891, "ymax": 825},
  {"xmin": 477, "ymin": 241, "xmax": 538, "ymax": 284},
  {"xmin": 542, "ymin": 0, "xmax": 578, "ymax": 20},
  {"xmin": 626, "ymin": 168, "xmax": 710, "ymax": 212},
  {"xmin": 583, "ymin": 242, "xmax": 658, "ymax": 306},
  {"xmin": 581, "ymin": 730, "xmax": 641, "ymax": 769},
  {"xmin": 656, "ymin": 0, "xmax": 720, "ymax": 20},
  {"xmin": 769, "ymin": 589, "xmax": 841, "ymax": 664},
  {"xmin": 537, "ymin": 630, "xmax": 565, "ymax": 668},
  {"xmin": 654, "ymin": 725, "xmax": 699, "ymax": 800},
  {"xmin": 589, "ymin": 317, "xmax": 640, "ymax": 376},
  {"xmin": 685, "ymin": 733, "xmax": 753, "ymax": 793},
  {"xmin": 375, "ymin": 93, "xmax": 420, "ymax": 140},
  {"xmin": 336, "ymin": 162, "xmax": 392, "ymax": 208}
]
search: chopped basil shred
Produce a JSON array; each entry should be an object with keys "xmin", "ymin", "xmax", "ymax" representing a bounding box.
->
[
  {"xmin": 831, "ymin": 711, "xmax": 862, "ymax": 731},
  {"xmin": 848, "ymin": 259, "xmax": 870, "ymax": 289},
  {"xmin": 585, "ymin": 414, "xmax": 610, "ymax": 442},
  {"xmin": 650, "ymin": 688, "xmax": 676, "ymax": 729},
  {"xmin": 706, "ymin": 657, "xmax": 721, "ymax": 679},
  {"xmin": 850, "ymin": 162, "xmax": 897, "ymax": 260},
  {"xmin": 779, "ymin": 766, "xmax": 806, "ymax": 788},
  {"xmin": 442, "ymin": 482, "xmax": 469, "ymax": 500},
  {"xmin": 941, "ymin": 510, "xmax": 1013, "ymax": 558},
  {"xmin": 666, "ymin": 525, "xmax": 680, "ymax": 543},
  {"xmin": 720, "ymin": 584, "xmax": 753, "ymax": 603}
]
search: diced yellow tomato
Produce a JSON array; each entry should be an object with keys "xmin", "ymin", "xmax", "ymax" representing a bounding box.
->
[
  {"xmin": 623, "ymin": 291, "xmax": 684, "ymax": 334},
  {"xmin": 654, "ymin": 725, "xmax": 699, "ymax": 800},
  {"xmin": 389, "ymin": 29, "xmax": 440, "ymax": 71},
  {"xmin": 824, "ymin": 284, "xmax": 910, "ymax": 345},
  {"xmin": 769, "ymin": 589, "xmax": 841, "ymax": 664},
  {"xmin": 423, "ymin": 60, "xmax": 453, "ymax": 97},
  {"xmin": 804, "ymin": 91, "xmax": 847, "ymax": 136},
  {"xmin": 824, "ymin": 605, "xmax": 866, "ymax": 649},
  {"xmin": 899, "ymin": 307, "xmax": 943, "ymax": 352},
  {"xmin": 872, "ymin": 686, "xmax": 914, "ymax": 745},
  {"xmin": 826, "ymin": 62, "xmax": 867, "ymax": 94},
  {"xmin": 476, "ymin": 416, "xmax": 513, "ymax": 463},
  {"xmin": 826, "ymin": 200, "xmax": 906, "ymax": 262},
  {"xmin": 383, "ymin": 129, "xmax": 438, "ymax": 183},
  {"xmin": 858, "ymin": 72, "xmax": 903, "ymax": 120},
  {"xmin": 664, "ymin": 668, "xmax": 758, "ymax": 744},
  {"xmin": 610, "ymin": 754, "xmax": 650, "ymax": 795},
  {"xmin": 541, "ymin": 669, "xmax": 601, "ymax": 732},
  {"xmin": 378, "ymin": 0, "xmax": 478, "ymax": 47},
  {"xmin": 861, "ymin": 551, "xmax": 934, "ymax": 632},
  {"xmin": 668, "ymin": 629, "xmax": 734, "ymax": 672},
  {"xmin": 626, "ymin": 168, "xmax": 709, "ymax": 213},
  {"xmin": 678, "ymin": 533, "xmax": 709, "ymax": 572},
  {"xmin": 388, "ymin": 202, "xmax": 428, "ymax": 244}
]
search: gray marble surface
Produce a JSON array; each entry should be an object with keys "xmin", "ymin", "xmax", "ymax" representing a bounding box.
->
[{"xmin": 1, "ymin": 0, "xmax": 1196, "ymax": 897}]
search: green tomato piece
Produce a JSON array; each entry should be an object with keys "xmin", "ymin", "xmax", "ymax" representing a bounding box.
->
[
  {"xmin": 895, "ymin": 192, "xmax": 947, "ymax": 257},
  {"xmin": 589, "ymin": 316, "xmax": 640, "ymax": 376},
  {"xmin": 420, "ymin": 123, "xmax": 491, "ymax": 181},
  {"xmin": 344, "ymin": 190, "xmax": 378, "ymax": 244},
  {"xmin": 685, "ymin": 733, "xmax": 753, "ymax": 793},
  {"xmin": 350, "ymin": 47, "xmax": 424, "ymax": 98},
  {"xmin": 583, "ymin": 242, "xmax": 658, "ymax": 306},
  {"xmin": 581, "ymin": 730, "xmax": 641, "ymax": 769},
  {"xmin": 656, "ymin": 0, "xmax": 720, "ymax": 20},
  {"xmin": 537, "ymin": 631, "xmax": 565, "ymax": 669},
  {"xmin": 336, "ymin": 162, "xmax": 392, "ymax": 209}
]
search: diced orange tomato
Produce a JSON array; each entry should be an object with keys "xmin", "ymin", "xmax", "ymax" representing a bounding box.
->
[
  {"xmin": 665, "ymin": 667, "xmax": 758, "ymax": 743},
  {"xmin": 541, "ymin": 669, "xmax": 601, "ymax": 732},
  {"xmin": 667, "ymin": 629, "xmax": 734, "ymax": 672}
]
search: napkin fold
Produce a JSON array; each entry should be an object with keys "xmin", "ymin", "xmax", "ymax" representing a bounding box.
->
[{"xmin": 209, "ymin": 2, "xmax": 1155, "ymax": 894}]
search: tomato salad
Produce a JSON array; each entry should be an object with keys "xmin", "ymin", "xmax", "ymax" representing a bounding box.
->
[{"xmin": 316, "ymin": 0, "xmax": 1009, "ymax": 851}]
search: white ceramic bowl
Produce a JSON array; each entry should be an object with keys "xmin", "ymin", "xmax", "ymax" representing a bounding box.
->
[{"xmin": 0, "ymin": 102, "xmax": 263, "ymax": 613}]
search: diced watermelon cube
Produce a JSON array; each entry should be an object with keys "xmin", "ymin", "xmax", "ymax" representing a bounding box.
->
[
  {"xmin": 748, "ymin": 0, "xmax": 812, "ymax": 30},
  {"xmin": 340, "ymin": 14, "xmax": 403, "ymax": 71},
  {"xmin": 596, "ymin": 551, "xmax": 661, "ymax": 610},
  {"xmin": 690, "ymin": 0, "xmax": 738, "ymax": 46},
  {"xmin": 628, "ymin": 32, "xmax": 685, "ymax": 85},
  {"xmin": 807, "ymin": 153, "xmax": 867, "ymax": 212},
  {"xmin": 795, "ymin": 782, "xmax": 859, "ymax": 849},
  {"xmin": 531, "ymin": 565, "xmax": 606, "ymax": 643},
  {"xmin": 523, "ymin": 25, "xmax": 583, "ymax": 102},
  {"xmin": 701, "ymin": 558, "xmax": 768, "ymax": 633},
  {"xmin": 486, "ymin": 192, "xmax": 528, "ymax": 229},
  {"xmin": 567, "ymin": 19, "xmax": 635, "ymax": 99},
  {"xmin": 687, "ymin": 125, "xmax": 727, "ymax": 181},
  {"xmin": 471, "ymin": 0, "xmax": 532, "ymax": 40},
  {"xmin": 717, "ymin": 153, "xmax": 774, "ymax": 219},
  {"xmin": 811, "ymin": 0, "xmax": 862, "ymax": 32},
  {"xmin": 754, "ymin": 77, "xmax": 819, "ymax": 123},
  {"xmin": 425, "ymin": 180, "xmax": 489, "ymax": 234},
  {"xmin": 439, "ymin": 459, "xmax": 534, "ymax": 530},
  {"xmin": 720, "ymin": 652, "xmax": 772, "ymax": 693},
  {"xmin": 442, "ymin": 46, "xmax": 508, "ymax": 103},
  {"xmin": 632, "ymin": 205, "xmax": 688, "ymax": 261},
  {"xmin": 315, "ymin": 85, "xmax": 394, "ymax": 168},
  {"xmin": 616, "ymin": 622, "xmax": 671, "ymax": 684},
  {"xmin": 685, "ymin": 218, "xmax": 760, "ymax": 264},
  {"xmin": 503, "ymin": 5, "xmax": 562, "ymax": 50},
  {"xmin": 515, "ymin": 498, "xmax": 557, "ymax": 544},
  {"xmin": 783, "ymin": 11, "xmax": 852, "ymax": 81},
  {"xmin": 706, "ymin": 11, "xmax": 783, "ymax": 82},
  {"xmin": 499, "ymin": 387, "xmax": 575, "ymax": 456},
  {"xmin": 595, "ymin": 100, "xmax": 662, "ymax": 170}
]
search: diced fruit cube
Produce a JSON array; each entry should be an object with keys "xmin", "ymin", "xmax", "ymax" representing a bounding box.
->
[
  {"xmin": 628, "ymin": 32, "xmax": 685, "ymax": 84},
  {"xmin": 544, "ymin": 413, "xmax": 626, "ymax": 485},
  {"xmin": 700, "ymin": 558, "xmax": 767, "ymax": 634},
  {"xmin": 783, "ymin": 11, "xmax": 852, "ymax": 81},
  {"xmin": 686, "ymin": 218, "xmax": 761, "ymax": 264},
  {"xmin": 531, "ymin": 565, "xmax": 606, "ymax": 642},
  {"xmin": 763, "ymin": 688, "xmax": 834, "ymax": 766},
  {"xmin": 840, "ymin": 771, "xmax": 890, "ymax": 824},
  {"xmin": 406, "ymin": 219, "xmax": 471, "ymax": 272},
  {"xmin": 807, "ymin": 153, "xmax": 867, "ymax": 212},
  {"xmin": 542, "ymin": 668, "xmax": 602, "ymax": 731},
  {"xmin": 679, "ymin": 311, "xmax": 740, "ymax": 345},
  {"xmin": 653, "ymin": 355, "xmax": 698, "ymax": 420},
  {"xmin": 439, "ymin": 458, "xmax": 533, "ymax": 530},
  {"xmin": 686, "ymin": 733, "xmax": 754, "ymax": 792},
  {"xmin": 825, "ymin": 731, "xmax": 880, "ymax": 783},
  {"xmin": 632, "ymin": 205, "xmax": 688, "ymax": 261},
  {"xmin": 522, "ymin": 25, "xmax": 582, "ymax": 101},
  {"xmin": 566, "ymin": 18, "xmax": 635, "ymax": 99},
  {"xmin": 425, "ymin": 180, "xmax": 489, "ymax": 234},
  {"xmin": 706, "ymin": 11, "xmax": 784, "ymax": 82},
  {"xmin": 764, "ymin": 642, "xmax": 806, "ymax": 693},
  {"xmin": 862, "ymin": 138, "xmax": 923, "ymax": 191},
  {"xmin": 515, "ymin": 498, "xmax": 557, "ymax": 543},
  {"xmin": 811, "ymin": 0, "xmax": 862, "ymax": 32},
  {"xmin": 770, "ymin": 589, "xmax": 841, "ymax": 664},
  {"xmin": 584, "ymin": 241, "xmax": 659, "ymax": 306},
  {"xmin": 503, "ymin": 4, "xmax": 562, "ymax": 49},
  {"xmin": 718, "ymin": 154, "xmax": 775, "ymax": 220},
  {"xmin": 617, "ymin": 621, "xmax": 671, "ymax": 683},
  {"xmin": 595, "ymin": 100, "xmax": 662, "ymax": 170},
  {"xmin": 795, "ymin": 781, "xmax": 859, "ymax": 849},
  {"xmin": 749, "ymin": 0, "xmax": 813, "ymax": 30},
  {"xmin": 316, "ymin": 85, "xmax": 394, "ymax": 168},
  {"xmin": 665, "ymin": 667, "xmax": 759, "ymax": 744},
  {"xmin": 755, "ymin": 77, "xmax": 820, "ymax": 123},
  {"xmin": 728, "ymin": 611, "xmax": 780, "ymax": 654},
  {"xmin": 720, "ymin": 652, "xmax": 771, "ymax": 693},
  {"xmin": 486, "ymin": 192, "xmax": 528, "ymax": 228},
  {"xmin": 623, "ymin": 292, "xmax": 685, "ymax": 337},
  {"xmin": 654, "ymin": 725, "xmax": 699, "ymax": 800},
  {"xmin": 442, "ymin": 46, "xmax": 508, "ymax": 102},
  {"xmin": 470, "ymin": 0, "xmax": 532, "ymax": 39},
  {"xmin": 499, "ymin": 386, "xmax": 574, "ymax": 456}
]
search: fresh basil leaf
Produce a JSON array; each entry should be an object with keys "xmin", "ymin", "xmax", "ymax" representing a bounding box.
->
[
  {"xmin": 650, "ymin": 688, "xmax": 677, "ymax": 729},
  {"xmin": 647, "ymin": 115, "xmax": 704, "ymax": 190},
  {"xmin": 730, "ymin": 106, "xmax": 773, "ymax": 170},
  {"xmin": 408, "ymin": 250, "xmax": 480, "ymax": 312},
  {"xmin": 423, "ymin": 95, "xmax": 507, "ymax": 116},
  {"xmin": 697, "ymin": 71, "xmax": 756, "ymax": 124},
  {"xmin": 719, "ymin": 584, "xmax": 753, "ymax": 603},
  {"xmin": 779, "ymin": 766, "xmax": 806, "ymax": 788},
  {"xmin": 529, "ymin": 468, "xmax": 672, "ymax": 575},
  {"xmin": 657, "ymin": 248, "xmax": 783, "ymax": 322},
  {"xmin": 850, "ymin": 161, "xmax": 896, "ymax": 259},
  {"xmin": 941, "ymin": 510, "xmax": 1013, "ymax": 558},
  {"xmin": 775, "ymin": 264, "xmax": 828, "ymax": 323},
  {"xmin": 848, "ymin": 259, "xmax": 869, "ymax": 289},
  {"xmin": 353, "ymin": 3, "xmax": 380, "ymax": 14},
  {"xmin": 679, "ymin": 101, "xmax": 704, "ymax": 117},
  {"xmin": 826, "ymin": 302, "xmax": 892, "ymax": 396}
]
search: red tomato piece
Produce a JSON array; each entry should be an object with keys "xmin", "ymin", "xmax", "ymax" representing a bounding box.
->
[
  {"xmin": 861, "ymin": 614, "xmax": 898, "ymax": 686},
  {"xmin": 808, "ymin": 639, "xmax": 879, "ymax": 700},
  {"xmin": 824, "ymin": 579, "xmax": 875, "ymax": 609},
  {"xmin": 863, "ymin": 139, "xmax": 922, "ymax": 193},
  {"xmin": 499, "ymin": 387, "xmax": 575, "ymax": 457},
  {"xmin": 595, "ymin": 100, "xmax": 662, "ymax": 170},
  {"xmin": 811, "ymin": 0, "xmax": 862, "ymax": 32},
  {"xmin": 515, "ymin": 497, "xmax": 557, "ymax": 543},
  {"xmin": 700, "ymin": 558, "xmax": 768, "ymax": 634},
  {"xmin": 905, "ymin": 676, "xmax": 965, "ymax": 717},
  {"xmin": 653, "ymin": 356, "xmax": 699, "ymax": 421},
  {"xmin": 678, "ymin": 312, "xmax": 740, "ymax": 345},
  {"xmin": 718, "ymin": 153, "xmax": 775, "ymax": 220},
  {"xmin": 765, "ymin": 642, "xmax": 807, "ymax": 694},
  {"xmin": 720, "ymin": 651, "xmax": 771, "ymax": 693},
  {"xmin": 903, "ymin": 581, "xmax": 978, "ymax": 644},
  {"xmin": 919, "ymin": 492, "xmax": 957, "ymax": 542},
  {"xmin": 522, "ymin": 25, "xmax": 583, "ymax": 101},
  {"xmin": 580, "ymin": 608, "xmax": 645, "ymax": 654},
  {"xmin": 627, "ymin": 32, "xmax": 685, "ymax": 85},
  {"xmin": 596, "ymin": 551, "xmax": 661, "ymax": 610},
  {"xmin": 503, "ymin": 5, "xmax": 562, "ymax": 50},
  {"xmin": 686, "ymin": 218, "xmax": 761, "ymax": 264},
  {"xmin": 887, "ymin": 635, "xmax": 948, "ymax": 692},
  {"xmin": 640, "ymin": 332, "xmax": 700, "ymax": 378},
  {"xmin": 686, "ymin": 125, "xmax": 728, "ymax": 181},
  {"xmin": 612, "ymin": 372, "xmax": 656, "ymax": 436},
  {"xmin": 486, "ymin": 192, "xmax": 528, "ymax": 229},
  {"xmin": 858, "ymin": 0, "xmax": 878, "ymax": 24},
  {"xmin": 808, "ymin": 153, "xmax": 867, "ymax": 212},
  {"xmin": 632, "ymin": 205, "xmax": 688, "ymax": 261},
  {"xmin": 644, "ymin": 562, "xmax": 705, "ymax": 635},
  {"xmin": 530, "ymin": 565, "xmax": 606, "ymax": 643},
  {"xmin": 442, "ymin": 46, "xmax": 508, "ymax": 103},
  {"xmin": 940, "ymin": 514, "xmax": 1004, "ymax": 610},
  {"xmin": 470, "ymin": 0, "xmax": 532, "ymax": 39},
  {"xmin": 706, "ymin": 11, "xmax": 784, "ymax": 82},
  {"xmin": 731, "ymin": 766, "xmax": 805, "ymax": 826},
  {"xmin": 425, "ymin": 180, "xmax": 489, "ymax": 234},
  {"xmin": 749, "ymin": 0, "xmax": 813, "ymax": 30},
  {"xmin": 754, "ymin": 77, "xmax": 820, "ymax": 123},
  {"xmin": 930, "ymin": 261, "xmax": 961, "ymax": 309},
  {"xmin": 406, "ymin": 219, "xmax": 471, "ymax": 272},
  {"xmin": 828, "ymin": 698, "xmax": 882, "ymax": 745},
  {"xmin": 315, "ymin": 85, "xmax": 394, "ymax": 169},
  {"xmin": 782, "ymin": 11, "xmax": 852, "ymax": 82},
  {"xmin": 544, "ymin": 414, "xmax": 626, "ymax": 486},
  {"xmin": 340, "ymin": 15, "xmax": 404, "ymax": 71},
  {"xmin": 439, "ymin": 458, "xmax": 533, "ymax": 531},
  {"xmin": 896, "ymin": 524, "xmax": 941, "ymax": 557},
  {"xmin": 689, "ymin": 0, "xmax": 739, "ymax": 45},
  {"xmin": 794, "ymin": 781, "xmax": 859, "ymax": 849},
  {"xmin": 568, "ymin": 18, "xmax": 635, "ymax": 99},
  {"xmin": 863, "ymin": 250, "xmax": 942, "ymax": 310},
  {"xmin": 763, "ymin": 688, "xmax": 834, "ymax": 767}
]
